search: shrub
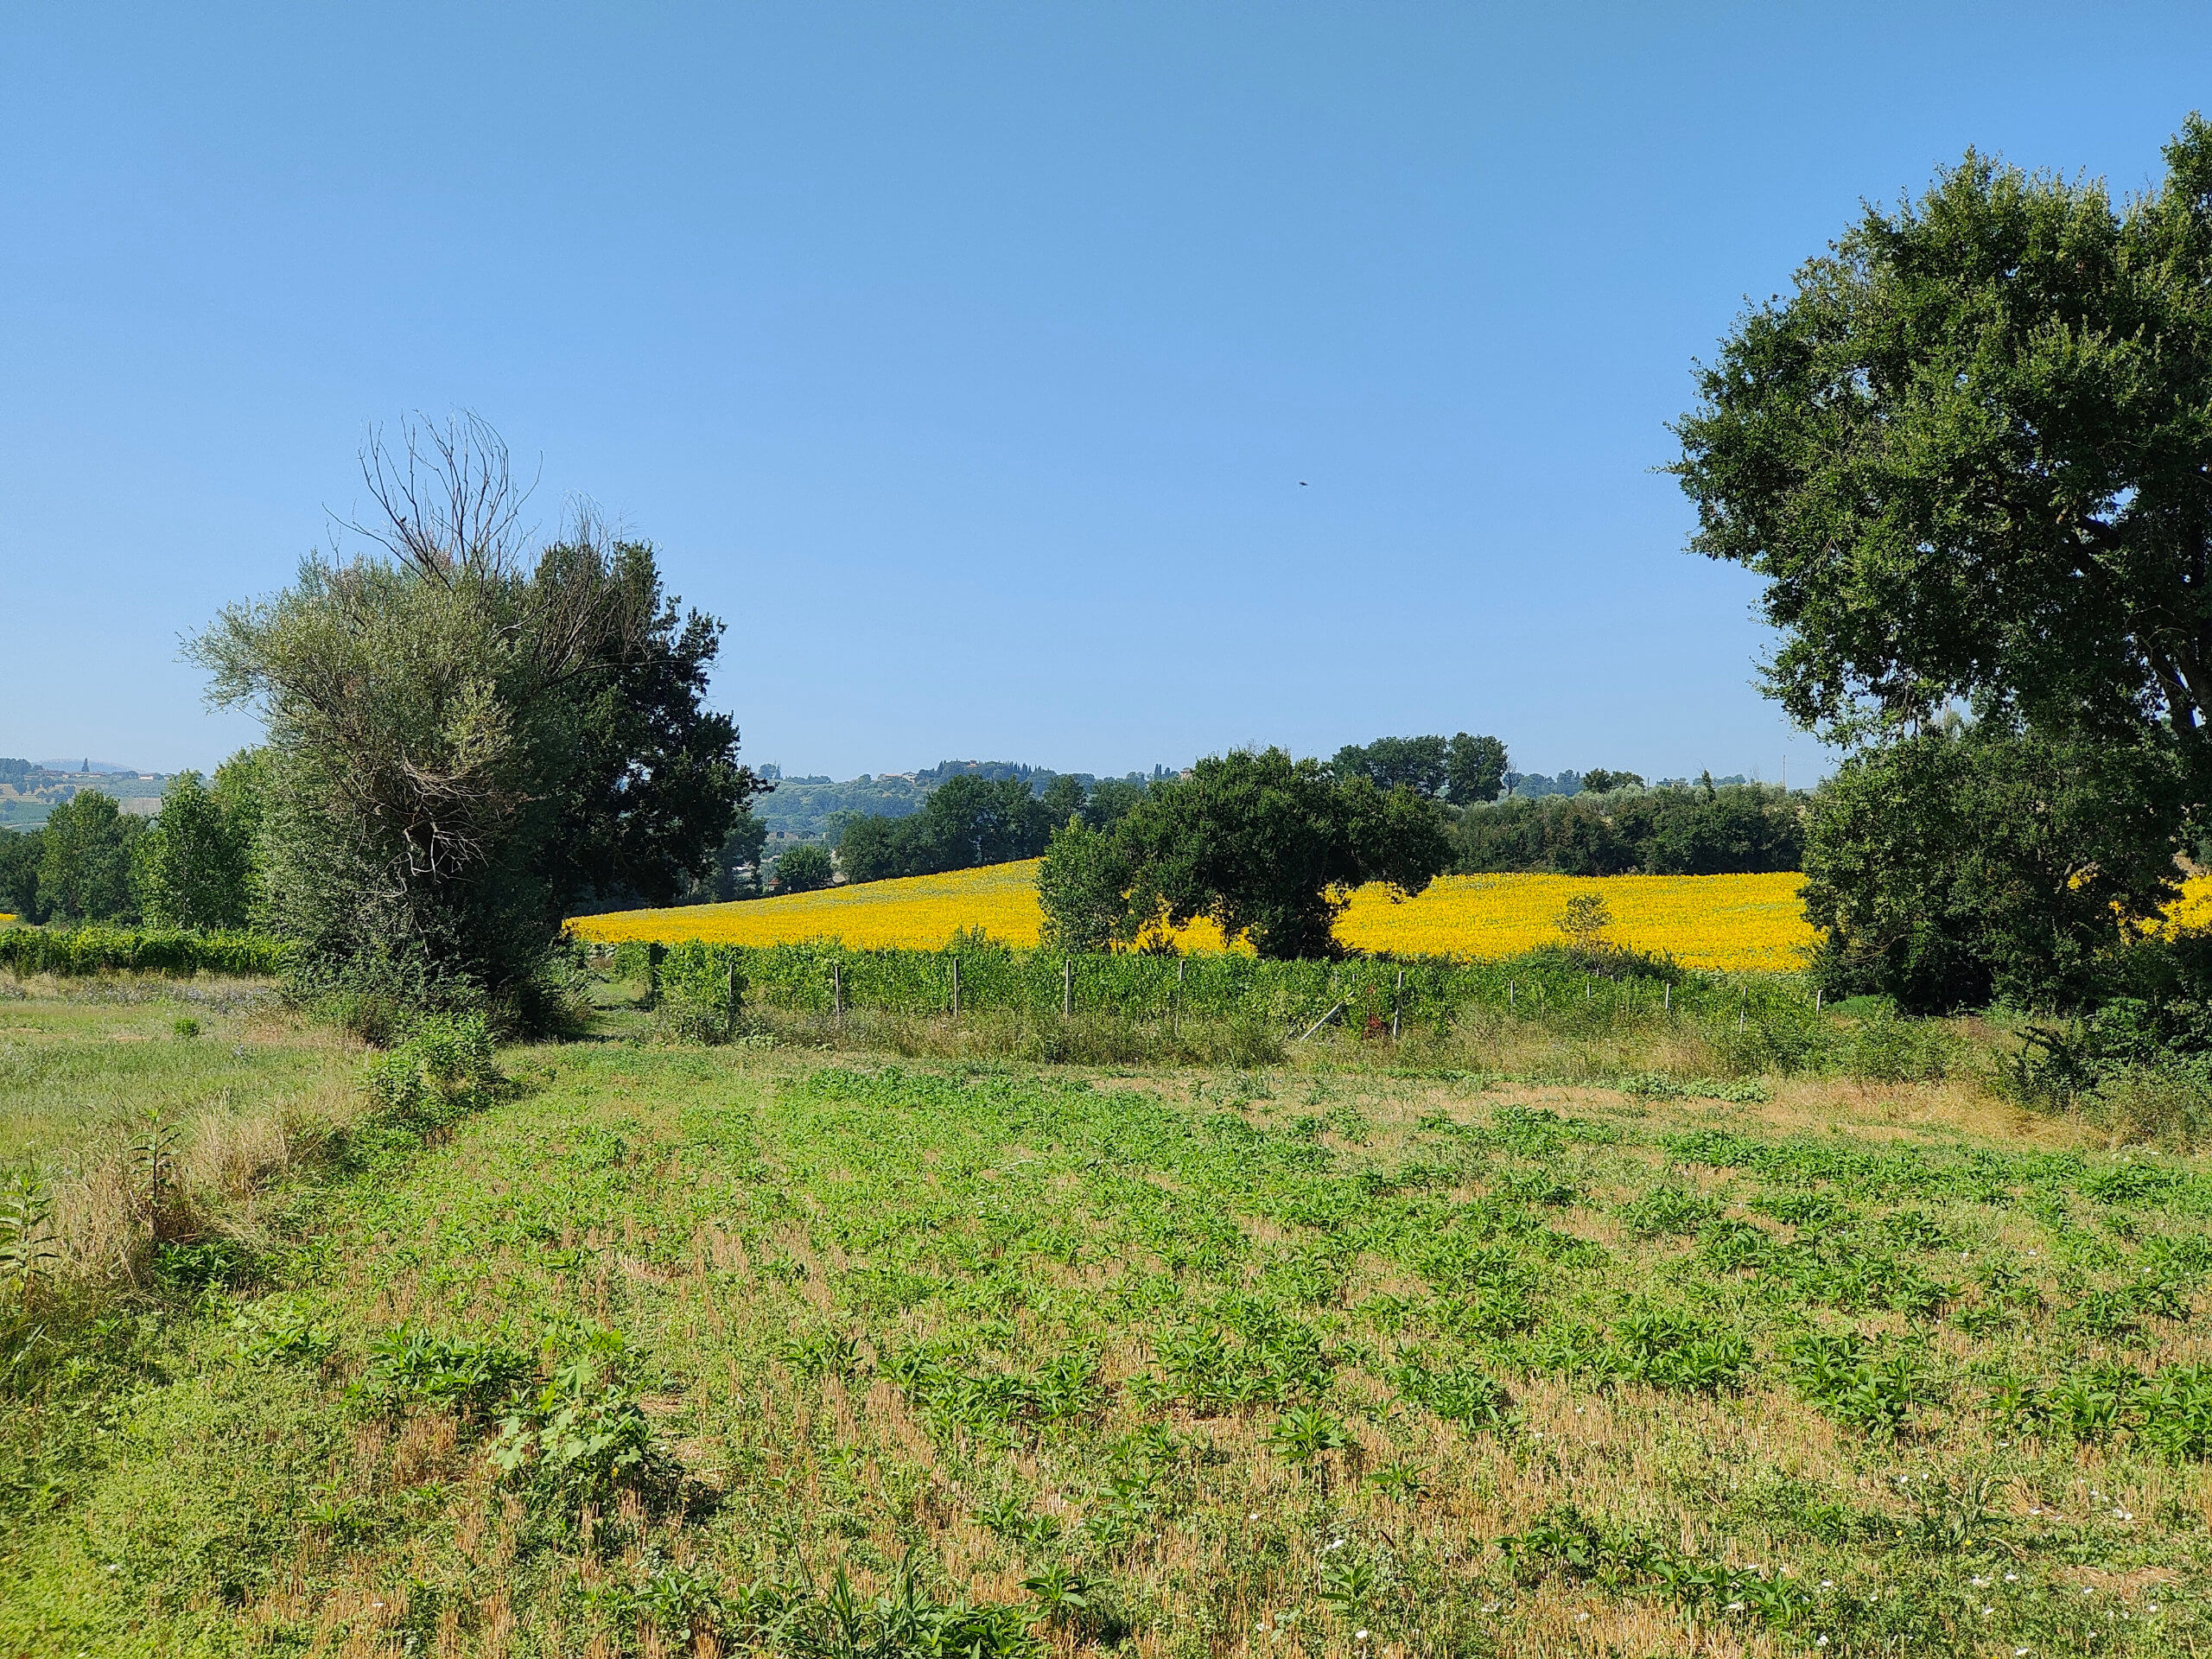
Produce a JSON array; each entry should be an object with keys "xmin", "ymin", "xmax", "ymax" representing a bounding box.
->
[
  {"xmin": 0, "ymin": 925, "xmax": 289, "ymax": 978},
  {"xmin": 656, "ymin": 940, "xmax": 748, "ymax": 1043}
]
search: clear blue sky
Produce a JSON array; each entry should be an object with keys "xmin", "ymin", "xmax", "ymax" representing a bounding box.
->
[{"xmin": 4, "ymin": 4, "xmax": 2207, "ymax": 783}]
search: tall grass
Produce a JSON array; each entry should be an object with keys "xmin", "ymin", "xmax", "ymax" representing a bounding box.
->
[{"xmin": 645, "ymin": 940, "xmax": 1967, "ymax": 1084}]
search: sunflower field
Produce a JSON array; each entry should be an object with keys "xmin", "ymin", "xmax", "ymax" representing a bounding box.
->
[{"xmin": 571, "ymin": 861, "xmax": 1816, "ymax": 969}]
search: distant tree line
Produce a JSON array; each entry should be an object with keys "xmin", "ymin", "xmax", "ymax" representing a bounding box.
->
[
  {"xmin": 1453, "ymin": 778, "xmax": 1803, "ymax": 877},
  {"xmin": 0, "ymin": 757, "xmax": 265, "ymax": 930},
  {"xmin": 835, "ymin": 774, "xmax": 1145, "ymax": 883}
]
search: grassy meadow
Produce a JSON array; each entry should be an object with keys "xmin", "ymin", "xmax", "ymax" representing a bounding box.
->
[{"xmin": 1, "ymin": 969, "xmax": 2209, "ymax": 1656}]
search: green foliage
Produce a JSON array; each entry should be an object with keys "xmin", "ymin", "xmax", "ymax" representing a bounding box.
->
[
  {"xmin": 0, "ymin": 826, "xmax": 43, "ymax": 922},
  {"xmin": 772, "ymin": 842, "xmax": 835, "ymax": 894},
  {"xmin": 1674, "ymin": 117, "xmax": 2212, "ymax": 781},
  {"xmin": 35, "ymin": 790, "xmax": 142, "ymax": 923},
  {"xmin": 1455, "ymin": 781, "xmax": 1802, "ymax": 875},
  {"xmin": 360, "ymin": 1012, "xmax": 498, "ymax": 1119},
  {"xmin": 190, "ymin": 418, "xmax": 759, "ymax": 1015},
  {"xmin": 490, "ymin": 1356, "xmax": 669, "ymax": 1508},
  {"xmin": 836, "ymin": 775, "xmax": 1058, "ymax": 885},
  {"xmin": 0, "ymin": 1173, "xmax": 60, "ymax": 1304},
  {"xmin": 130, "ymin": 758, "xmax": 263, "ymax": 931},
  {"xmin": 1035, "ymin": 816, "xmax": 1135, "ymax": 954},
  {"xmin": 351, "ymin": 1324, "xmax": 532, "ymax": 1422},
  {"xmin": 1332, "ymin": 733, "xmax": 1510, "ymax": 804},
  {"xmin": 1786, "ymin": 1332, "xmax": 1925, "ymax": 1434},
  {"xmin": 0, "ymin": 925, "xmax": 288, "ymax": 978},
  {"xmin": 1802, "ymin": 717, "xmax": 2188, "ymax": 1013},
  {"xmin": 1116, "ymin": 747, "xmax": 1454, "ymax": 958},
  {"xmin": 656, "ymin": 940, "xmax": 749, "ymax": 1042}
]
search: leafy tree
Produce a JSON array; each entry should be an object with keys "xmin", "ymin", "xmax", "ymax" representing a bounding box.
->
[
  {"xmin": 1333, "ymin": 735, "xmax": 1450, "ymax": 797},
  {"xmin": 190, "ymin": 418, "xmax": 759, "ymax": 1009},
  {"xmin": 723, "ymin": 807, "xmax": 772, "ymax": 898},
  {"xmin": 1116, "ymin": 747, "xmax": 1452, "ymax": 959},
  {"xmin": 132, "ymin": 756, "xmax": 263, "ymax": 930},
  {"xmin": 38, "ymin": 791, "xmax": 142, "ymax": 924},
  {"xmin": 0, "ymin": 829, "xmax": 43, "ymax": 923},
  {"xmin": 1332, "ymin": 732, "xmax": 1511, "ymax": 804},
  {"xmin": 772, "ymin": 842, "xmax": 834, "ymax": 894},
  {"xmin": 836, "ymin": 776, "xmax": 1056, "ymax": 884},
  {"xmin": 830, "ymin": 813, "xmax": 909, "ymax": 886},
  {"xmin": 1557, "ymin": 893, "xmax": 1613, "ymax": 954},
  {"xmin": 1039, "ymin": 773, "xmax": 1086, "ymax": 823},
  {"xmin": 1036, "ymin": 817, "xmax": 1135, "ymax": 953},
  {"xmin": 1446, "ymin": 734, "xmax": 1510, "ymax": 804},
  {"xmin": 1674, "ymin": 118, "xmax": 2212, "ymax": 789},
  {"xmin": 1579, "ymin": 769, "xmax": 1643, "ymax": 795},
  {"xmin": 1455, "ymin": 785, "xmax": 1802, "ymax": 875},
  {"xmin": 1802, "ymin": 716, "xmax": 2187, "ymax": 1013},
  {"xmin": 1080, "ymin": 777, "xmax": 1148, "ymax": 831}
]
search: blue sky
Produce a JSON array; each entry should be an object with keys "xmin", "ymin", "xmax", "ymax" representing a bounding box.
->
[{"xmin": 3, "ymin": 4, "xmax": 2208, "ymax": 783}]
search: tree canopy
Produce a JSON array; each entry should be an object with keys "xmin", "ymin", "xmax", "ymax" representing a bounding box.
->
[
  {"xmin": 1113, "ymin": 747, "xmax": 1452, "ymax": 959},
  {"xmin": 192, "ymin": 417, "xmax": 758, "ymax": 1010},
  {"xmin": 37, "ymin": 791, "xmax": 141, "ymax": 925},
  {"xmin": 131, "ymin": 757, "xmax": 263, "ymax": 931},
  {"xmin": 1675, "ymin": 117, "xmax": 2212, "ymax": 788},
  {"xmin": 1332, "ymin": 733, "xmax": 1509, "ymax": 804},
  {"xmin": 1802, "ymin": 717, "xmax": 2188, "ymax": 1013},
  {"xmin": 836, "ymin": 775, "xmax": 1058, "ymax": 884}
]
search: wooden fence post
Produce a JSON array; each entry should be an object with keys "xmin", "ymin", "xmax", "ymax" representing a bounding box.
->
[
  {"xmin": 1392, "ymin": 968, "xmax": 1403, "ymax": 1041},
  {"xmin": 951, "ymin": 956, "xmax": 960, "ymax": 1019},
  {"xmin": 833, "ymin": 958, "xmax": 843, "ymax": 1021},
  {"xmin": 725, "ymin": 957, "xmax": 740, "ymax": 1041},
  {"xmin": 1175, "ymin": 956, "xmax": 1185, "ymax": 1033},
  {"xmin": 1063, "ymin": 957, "xmax": 1073, "ymax": 1020}
]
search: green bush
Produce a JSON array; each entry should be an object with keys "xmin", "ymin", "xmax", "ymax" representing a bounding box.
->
[{"xmin": 0, "ymin": 924, "xmax": 289, "ymax": 978}]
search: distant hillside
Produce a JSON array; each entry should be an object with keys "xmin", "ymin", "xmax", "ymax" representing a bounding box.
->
[
  {"xmin": 0, "ymin": 759, "xmax": 169, "ymax": 828},
  {"xmin": 753, "ymin": 760, "xmax": 1176, "ymax": 843}
]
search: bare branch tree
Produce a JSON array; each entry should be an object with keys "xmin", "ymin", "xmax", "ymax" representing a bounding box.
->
[{"xmin": 349, "ymin": 412, "xmax": 539, "ymax": 581}]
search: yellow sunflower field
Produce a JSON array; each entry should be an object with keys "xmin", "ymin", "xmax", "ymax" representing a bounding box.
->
[{"xmin": 573, "ymin": 863, "xmax": 2212, "ymax": 973}]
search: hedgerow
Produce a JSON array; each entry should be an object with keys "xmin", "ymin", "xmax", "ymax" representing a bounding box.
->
[{"xmin": 0, "ymin": 925, "xmax": 289, "ymax": 978}]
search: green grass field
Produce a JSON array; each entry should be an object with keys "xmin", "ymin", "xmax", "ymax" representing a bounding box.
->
[{"xmin": 1, "ymin": 979, "xmax": 2209, "ymax": 1657}]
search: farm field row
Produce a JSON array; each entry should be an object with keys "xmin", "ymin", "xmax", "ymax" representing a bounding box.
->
[{"xmin": 573, "ymin": 864, "xmax": 1821, "ymax": 971}]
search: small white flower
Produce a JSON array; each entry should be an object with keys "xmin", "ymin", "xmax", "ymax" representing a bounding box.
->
[
  {"xmin": 1983, "ymin": 1606, "xmax": 1994, "ymax": 1616},
  {"xmin": 1821, "ymin": 1580, "xmax": 1835, "ymax": 1589},
  {"xmin": 1815, "ymin": 1638, "xmax": 1828, "ymax": 1649},
  {"xmin": 2005, "ymin": 1573, "xmax": 2018, "ymax": 1582},
  {"xmin": 1576, "ymin": 1612, "xmax": 1589, "ymax": 1623},
  {"xmin": 1356, "ymin": 1631, "xmax": 1369, "ymax": 1643},
  {"xmin": 1973, "ymin": 1577, "xmax": 1990, "ymax": 1587},
  {"xmin": 1249, "ymin": 1512, "xmax": 1260, "ymax": 1521},
  {"xmin": 1726, "ymin": 1601, "xmax": 1745, "ymax": 1612}
]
